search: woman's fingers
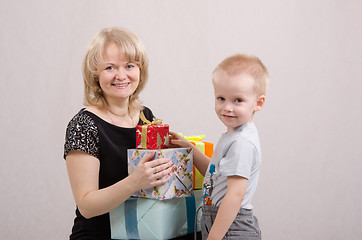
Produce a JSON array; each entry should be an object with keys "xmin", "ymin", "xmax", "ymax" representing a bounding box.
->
[
  {"xmin": 148, "ymin": 158, "xmax": 174, "ymax": 185},
  {"xmin": 139, "ymin": 151, "xmax": 155, "ymax": 164},
  {"xmin": 153, "ymin": 172, "xmax": 172, "ymax": 185},
  {"xmin": 150, "ymin": 159, "xmax": 173, "ymax": 178},
  {"xmin": 139, "ymin": 152, "xmax": 171, "ymax": 168},
  {"xmin": 134, "ymin": 152, "xmax": 176, "ymax": 188},
  {"xmin": 149, "ymin": 157, "xmax": 172, "ymax": 169}
]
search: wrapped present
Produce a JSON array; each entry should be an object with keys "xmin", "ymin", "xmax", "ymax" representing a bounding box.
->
[
  {"xmin": 128, "ymin": 148, "xmax": 193, "ymax": 199},
  {"xmin": 181, "ymin": 134, "xmax": 214, "ymax": 190},
  {"xmin": 136, "ymin": 111, "xmax": 169, "ymax": 149},
  {"xmin": 110, "ymin": 190, "xmax": 203, "ymax": 240}
]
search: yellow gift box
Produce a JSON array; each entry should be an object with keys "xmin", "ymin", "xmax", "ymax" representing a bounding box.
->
[{"xmin": 181, "ymin": 134, "xmax": 214, "ymax": 190}]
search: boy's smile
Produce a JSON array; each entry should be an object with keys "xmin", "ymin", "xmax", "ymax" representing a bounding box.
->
[
  {"xmin": 213, "ymin": 71, "xmax": 265, "ymax": 133},
  {"xmin": 221, "ymin": 114, "xmax": 237, "ymax": 119}
]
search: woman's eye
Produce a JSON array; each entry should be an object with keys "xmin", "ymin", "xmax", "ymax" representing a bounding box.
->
[
  {"xmin": 105, "ymin": 66, "xmax": 114, "ymax": 70},
  {"xmin": 127, "ymin": 64, "xmax": 136, "ymax": 69}
]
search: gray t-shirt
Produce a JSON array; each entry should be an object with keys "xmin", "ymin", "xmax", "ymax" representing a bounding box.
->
[{"xmin": 202, "ymin": 123, "xmax": 262, "ymax": 210}]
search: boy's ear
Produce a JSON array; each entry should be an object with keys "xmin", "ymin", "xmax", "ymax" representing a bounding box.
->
[{"xmin": 254, "ymin": 95, "xmax": 266, "ymax": 112}]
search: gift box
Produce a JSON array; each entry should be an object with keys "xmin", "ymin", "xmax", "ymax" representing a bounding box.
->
[
  {"xmin": 180, "ymin": 134, "xmax": 214, "ymax": 190},
  {"xmin": 128, "ymin": 148, "xmax": 193, "ymax": 199},
  {"xmin": 136, "ymin": 124, "xmax": 169, "ymax": 149},
  {"xmin": 110, "ymin": 190, "xmax": 203, "ymax": 240},
  {"xmin": 136, "ymin": 111, "xmax": 169, "ymax": 149}
]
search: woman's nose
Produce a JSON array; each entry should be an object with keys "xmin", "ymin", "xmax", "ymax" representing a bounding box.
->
[{"xmin": 115, "ymin": 68, "xmax": 127, "ymax": 80}]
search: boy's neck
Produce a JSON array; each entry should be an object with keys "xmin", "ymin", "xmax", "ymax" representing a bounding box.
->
[{"xmin": 226, "ymin": 122, "xmax": 253, "ymax": 133}]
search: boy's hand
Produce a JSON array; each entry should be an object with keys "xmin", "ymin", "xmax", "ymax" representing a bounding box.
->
[
  {"xmin": 169, "ymin": 131, "xmax": 194, "ymax": 148},
  {"xmin": 169, "ymin": 131, "xmax": 210, "ymax": 176}
]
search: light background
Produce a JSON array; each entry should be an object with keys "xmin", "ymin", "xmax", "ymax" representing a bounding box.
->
[{"xmin": 1, "ymin": 0, "xmax": 361, "ymax": 239}]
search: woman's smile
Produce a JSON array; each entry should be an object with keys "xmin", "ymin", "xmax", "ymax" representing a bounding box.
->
[{"xmin": 112, "ymin": 82, "xmax": 130, "ymax": 89}]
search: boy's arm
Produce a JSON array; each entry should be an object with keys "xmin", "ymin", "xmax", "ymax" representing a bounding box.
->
[
  {"xmin": 169, "ymin": 131, "xmax": 210, "ymax": 175},
  {"xmin": 207, "ymin": 176, "xmax": 248, "ymax": 240}
]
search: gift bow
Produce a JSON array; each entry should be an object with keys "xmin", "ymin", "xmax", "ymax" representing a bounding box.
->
[
  {"xmin": 140, "ymin": 111, "xmax": 163, "ymax": 125},
  {"xmin": 178, "ymin": 133, "xmax": 206, "ymax": 142}
]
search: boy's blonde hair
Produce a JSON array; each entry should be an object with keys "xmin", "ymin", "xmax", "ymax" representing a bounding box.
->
[
  {"xmin": 213, "ymin": 53, "xmax": 269, "ymax": 96},
  {"xmin": 82, "ymin": 27, "xmax": 149, "ymax": 112}
]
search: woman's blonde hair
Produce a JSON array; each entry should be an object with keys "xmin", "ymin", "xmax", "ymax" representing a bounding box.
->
[{"xmin": 82, "ymin": 27, "xmax": 149, "ymax": 112}]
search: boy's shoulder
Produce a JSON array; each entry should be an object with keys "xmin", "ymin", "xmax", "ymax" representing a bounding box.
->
[
  {"xmin": 228, "ymin": 123, "xmax": 261, "ymax": 151},
  {"xmin": 232, "ymin": 123, "xmax": 259, "ymax": 140}
]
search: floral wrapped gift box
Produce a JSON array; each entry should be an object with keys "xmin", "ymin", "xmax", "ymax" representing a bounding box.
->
[{"xmin": 127, "ymin": 148, "xmax": 193, "ymax": 200}]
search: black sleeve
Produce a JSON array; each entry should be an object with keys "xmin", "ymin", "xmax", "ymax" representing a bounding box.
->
[{"xmin": 63, "ymin": 111, "xmax": 100, "ymax": 160}]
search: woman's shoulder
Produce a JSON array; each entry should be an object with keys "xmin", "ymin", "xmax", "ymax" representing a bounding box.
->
[
  {"xmin": 66, "ymin": 108, "xmax": 97, "ymax": 130},
  {"xmin": 69, "ymin": 107, "xmax": 91, "ymax": 119}
]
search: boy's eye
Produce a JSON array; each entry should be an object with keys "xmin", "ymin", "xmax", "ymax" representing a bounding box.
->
[
  {"xmin": 235, "ymin": 98, "xmax": 243, "ymax": 103},
  {"xmin": 217, "ymin": 97, "xmax": 225, "ymax": 101}
]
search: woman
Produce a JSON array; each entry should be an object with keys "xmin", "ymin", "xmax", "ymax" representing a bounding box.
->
[{"xmin": 64, "ymin": 27, "xmax": 173, "ymax": 239}]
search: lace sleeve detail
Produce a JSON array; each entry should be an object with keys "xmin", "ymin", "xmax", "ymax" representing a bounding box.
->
[{"xmin": 63, "ymin": 112, "xmax": 100, "ymax": 159}]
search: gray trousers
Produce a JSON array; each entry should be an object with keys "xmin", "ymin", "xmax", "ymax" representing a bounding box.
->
[{"xmin": 201, "ymin": 205, "xmax": 261, "ymax": 240}]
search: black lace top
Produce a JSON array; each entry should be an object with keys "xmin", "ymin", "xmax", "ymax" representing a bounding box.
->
[{"xmin": 63, "ymin": 107, "xmax": 154, "ymax": 240}]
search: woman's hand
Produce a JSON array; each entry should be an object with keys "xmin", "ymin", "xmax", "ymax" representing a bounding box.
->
[
  {"xmin": 169, "ymin": 131, "xmax": 194, "ymax": 148},
  {"xmin": 129, "ymin": 151, "xmax": 173, "ymax": 190}
]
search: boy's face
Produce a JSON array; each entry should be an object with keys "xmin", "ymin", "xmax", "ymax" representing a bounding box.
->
[{"xmin": 213, "ymin": 71, "xmax": 265, "ymax": 133}]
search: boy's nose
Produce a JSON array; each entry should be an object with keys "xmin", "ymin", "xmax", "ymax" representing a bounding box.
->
[{"xmin": 223, "ymin": 103, "xmax": 233, "ymax": 112}]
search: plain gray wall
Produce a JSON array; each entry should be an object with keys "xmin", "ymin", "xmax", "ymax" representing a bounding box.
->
[{"xmin": 1, "ymin": 0, "xmax": 361, "ymax": 239}]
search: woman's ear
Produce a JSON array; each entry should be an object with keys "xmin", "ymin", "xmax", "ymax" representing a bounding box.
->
[{"xmin": 254, "ymin": 95, "xmax": 266, "ymax": 112}]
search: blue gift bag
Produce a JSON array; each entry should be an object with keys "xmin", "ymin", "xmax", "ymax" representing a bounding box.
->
[{"xmin": 110, "ymin": 190, "xmax": 202, "ymax": 240}]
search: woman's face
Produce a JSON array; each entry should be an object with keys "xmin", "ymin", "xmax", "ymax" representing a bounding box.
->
[{"xmin": 97, "ymin": 42, "xmax": 140, "ymax": 104}]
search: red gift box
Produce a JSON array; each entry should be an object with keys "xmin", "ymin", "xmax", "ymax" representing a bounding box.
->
[
  {"xmin": 136, "ymin": 124, "xmax": 169, "ymax": 149},
  {"xmin": 136, "ymin": 111, "xmax": 169, "ymax": 149}
]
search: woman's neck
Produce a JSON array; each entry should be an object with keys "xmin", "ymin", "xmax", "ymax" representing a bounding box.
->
[
  {"xmin": 105, "ymin": 97, "xmax": 130, "ymax": 117},
  {"xmin": 87, "ymin": 97, "xmax": 139, "ymax": 128}
]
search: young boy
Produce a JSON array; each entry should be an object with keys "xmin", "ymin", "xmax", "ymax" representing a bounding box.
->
[{"xmin": 170, "ymin": 53, "xmax": 268, "ymax": 239}]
